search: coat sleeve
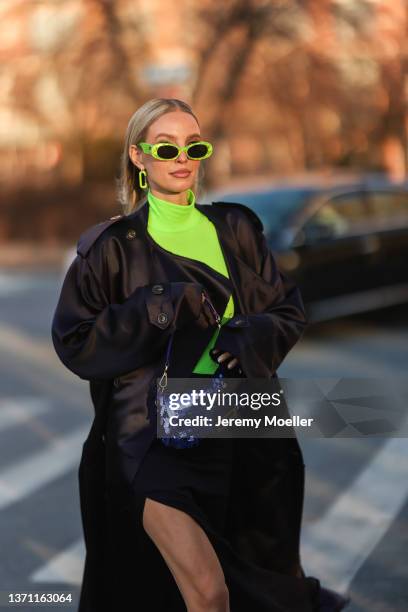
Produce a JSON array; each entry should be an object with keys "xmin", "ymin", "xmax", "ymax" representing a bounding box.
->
[
  {"xmin": 214, "ymin": 229, "xmax": 308, "ymax": 378},
  {"xmin": 51, "ymin": 253, "xmax": 205, "ymax": 381}
]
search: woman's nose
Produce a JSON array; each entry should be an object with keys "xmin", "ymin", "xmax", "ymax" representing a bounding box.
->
[{"xmin": 177, "ymin": 151, "xmax": 188, "ymax": 162}]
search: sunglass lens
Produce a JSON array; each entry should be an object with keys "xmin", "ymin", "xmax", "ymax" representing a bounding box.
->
[
  {"xmin": 156, "ymin": 144, "xmax": 179, "ymax": 159},
  {"xmin": 187, "ymin": 143, "xmax": 209, "ymax": 159}
]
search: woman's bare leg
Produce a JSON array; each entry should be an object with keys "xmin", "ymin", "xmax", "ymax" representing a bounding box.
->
[{"xmin": 142, "ymin": 497, "xmax": 230, "ymax": 612}]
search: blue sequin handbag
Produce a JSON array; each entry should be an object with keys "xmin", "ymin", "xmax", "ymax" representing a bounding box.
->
[{"xmin": 155, "ymin": 293, "xmax": 224, "ymax": 449}]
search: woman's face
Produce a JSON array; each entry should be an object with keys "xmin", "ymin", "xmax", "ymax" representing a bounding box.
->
[{"xmin": 129, "ymin": 110, "xmax": 202, "ymax": 197}]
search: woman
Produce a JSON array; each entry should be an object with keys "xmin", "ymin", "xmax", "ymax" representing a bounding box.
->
[{"xmin": 51, "ymin": 98, "xmax": 348, "ymax": 612}]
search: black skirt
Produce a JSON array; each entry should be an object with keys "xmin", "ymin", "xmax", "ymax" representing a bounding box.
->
[{"xmin": 127, "ymin": 374, "xmax": 321, "ymax": 612}]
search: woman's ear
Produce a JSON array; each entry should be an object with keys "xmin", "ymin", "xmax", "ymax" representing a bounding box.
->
[{"xmin": 129, "ymin": 144, "xmax": 143, "ymax": 170}]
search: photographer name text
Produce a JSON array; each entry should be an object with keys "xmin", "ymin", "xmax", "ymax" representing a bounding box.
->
[{"xmin": 168, "ymin": 415, "xmax": 314, "ymax": 429}]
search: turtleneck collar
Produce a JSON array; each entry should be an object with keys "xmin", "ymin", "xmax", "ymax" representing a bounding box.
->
[{"xmin": 147, "ymin": 188, "xmax": 199, "ymax": 232}]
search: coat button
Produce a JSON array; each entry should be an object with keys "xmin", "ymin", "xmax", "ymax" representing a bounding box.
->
[
  {"xmin": 157, "ymin": 312, "xmax": 168, "ymax": 325},
  {"xmin": 151, "ymin": 284, "xmax": 164, "ymax": 294},
  {"xmin": 126, "ymin": 228, "xmax": 136, "ymax": 240}
]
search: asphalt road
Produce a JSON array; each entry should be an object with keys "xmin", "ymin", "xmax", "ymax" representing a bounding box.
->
[{"xmin": 0, "ymin": 268, "xmax": 407, "ymax": 611}]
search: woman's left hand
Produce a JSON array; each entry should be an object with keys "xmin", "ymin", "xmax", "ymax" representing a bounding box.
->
[{"xmin": 210, "ymin": 347, "xmax": 241, "ymax": 371}]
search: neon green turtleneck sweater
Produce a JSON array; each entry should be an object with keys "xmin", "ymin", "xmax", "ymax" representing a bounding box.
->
[{"xmin": 147, "ymin": 187, "xmax": 235, "ymax": 374}]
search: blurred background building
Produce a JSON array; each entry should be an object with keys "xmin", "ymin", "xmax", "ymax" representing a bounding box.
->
[{"xmin": 0, "ymin": 0, "xmax": 407, "ymax": 248}]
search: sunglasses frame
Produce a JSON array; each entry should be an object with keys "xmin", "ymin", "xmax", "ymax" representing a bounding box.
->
[{"xmin": 137, "ymin": 140, "xmax": 213, "ymax": 161}]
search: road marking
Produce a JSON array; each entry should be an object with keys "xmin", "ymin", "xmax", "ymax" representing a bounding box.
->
[
  {"xmin": 31, "ymin": 539, "xmax": 85, "ymax": 585},
  {"xmin": 0, "ymin": 272, "xmax": 55, "ymax": 296},
  {"xmin": 301, "ymin": 433, "xmax": 408, "ymax": 594},
  {"xmin": 0, "ymin": 425, "xmax": 89, "ymax": 510},
  {"xmin": 0, "ymin": 323, "xmax": 72, "ymax": 380},
  {"xmin": 0, "ymin": 323, "xmax": 89, "ymax": 409},
  {"xmin": 0, "ymin": 398, "xmax": 50, "ymax": 431},
  {"xmin": 283, "ymin": 339, "xmax": 408, "ymax": 377}
]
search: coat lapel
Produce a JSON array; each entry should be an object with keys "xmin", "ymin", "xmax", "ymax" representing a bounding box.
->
[{"xmin": 195, "ymin": 202, "xmax": 246, "ymax": 314}]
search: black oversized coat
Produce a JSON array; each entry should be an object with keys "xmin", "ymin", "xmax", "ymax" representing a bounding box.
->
[{"xmin": 51, "ymin": 197, "xmax": 316, "ymax": 612}]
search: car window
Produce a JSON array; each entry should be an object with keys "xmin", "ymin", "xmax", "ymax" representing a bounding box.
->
[
  {"xmin": 300, "ymin": 191, "xmax": 376, "ymax": 243},
  {"xmin": 368, "ymin": 191, "xmax": 408, "ymax": 229},
  {"xmin": 210, "ymin": 188, "xmax": 320, "ymax": 233}
]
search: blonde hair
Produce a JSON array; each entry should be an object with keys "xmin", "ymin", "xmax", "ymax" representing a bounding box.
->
[{"xmin": 117, "ymin": 98, "xmax": 206, "ymax": 215}]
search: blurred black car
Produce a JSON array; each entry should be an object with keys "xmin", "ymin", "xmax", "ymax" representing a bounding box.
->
[{"xmin": 208, "ymin": 178, "xmax": 408, "ymax": 322}]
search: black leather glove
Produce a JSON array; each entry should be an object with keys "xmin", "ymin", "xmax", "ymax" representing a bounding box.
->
[{"xmin": 210, "ymin": 347, "xmax": 243, "ymax": 377}]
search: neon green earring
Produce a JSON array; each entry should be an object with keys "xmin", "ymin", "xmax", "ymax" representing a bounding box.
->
[{"xmin": 138, "ymin": 169, "xmax": 148, "ymax": 189}]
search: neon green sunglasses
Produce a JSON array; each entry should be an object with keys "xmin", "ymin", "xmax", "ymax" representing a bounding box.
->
[{"xmin": 137, "ymin": 140, "xmax": 213, "ymax": 161}]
